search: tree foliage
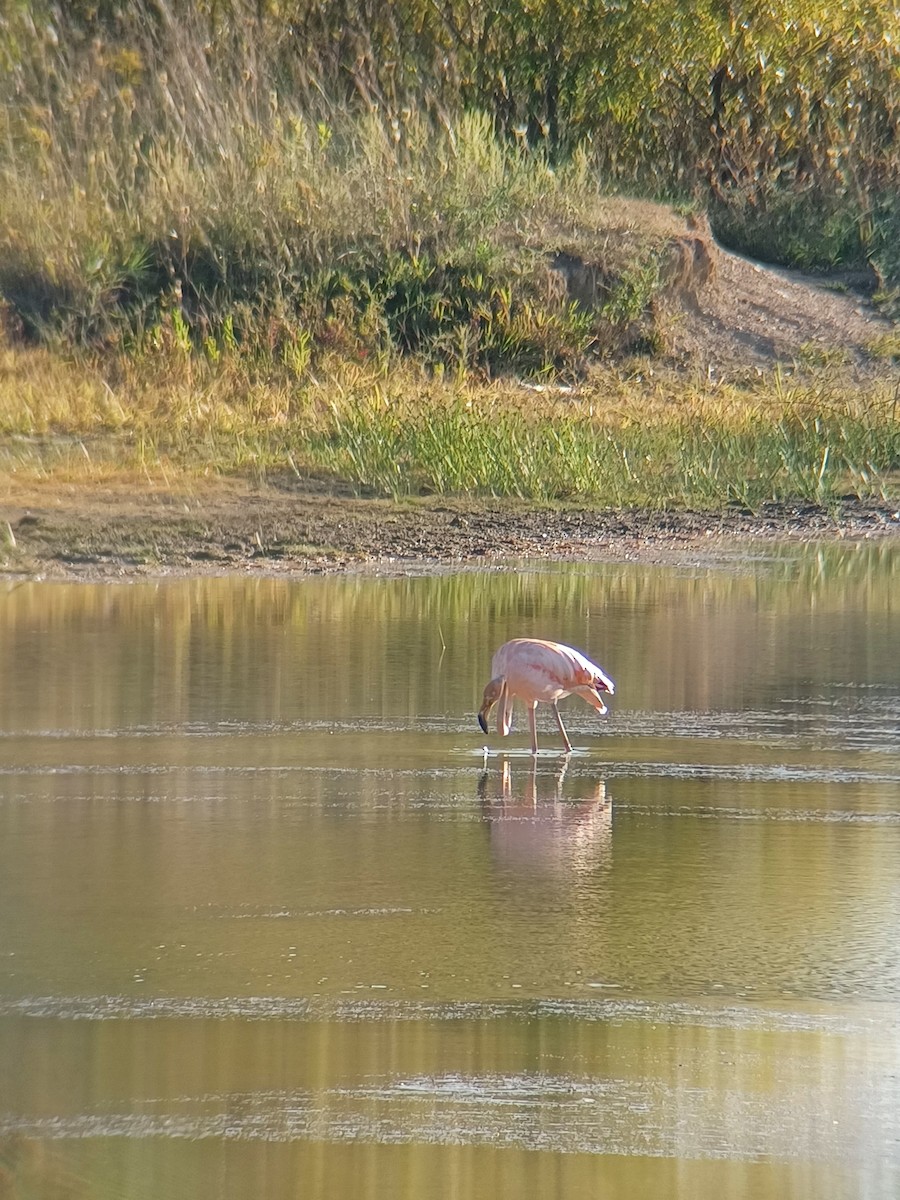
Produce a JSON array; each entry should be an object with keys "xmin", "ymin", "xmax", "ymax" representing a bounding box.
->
[{"xmin": 1, "ymin": 0, "xmax": 899, "ymax": 277}]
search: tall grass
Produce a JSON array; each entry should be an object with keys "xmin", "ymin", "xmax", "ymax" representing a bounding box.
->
[
  {"xmin": 3, "ymin": 0, "xmax": 899, "ymax": 291},
  {"xmin": 2, "ymin": 345, "xmax": 897, "ymax": 508},
  {"xmin": 305, "ymin": 384, "xmax": 900, "ymax": 506},
  {"xmin": 0, "ymin": 49, "xmax": 663, "ymax": 372},
  {"xmin": 11, "ymin": 0, "xmax": 896, "ymax": 376}
]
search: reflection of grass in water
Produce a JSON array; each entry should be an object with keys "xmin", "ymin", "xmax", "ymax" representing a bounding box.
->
[
  {"xmin": 2, "ymin": 347, "xmax": 898, "ymax": 508},
  {"xmin": 0, "ymin": 1134, "xmax": 85, "ymax": 1200},
  {"xmin": 1, "ymin": 542, "xmax": 896, "ymax": 739}
]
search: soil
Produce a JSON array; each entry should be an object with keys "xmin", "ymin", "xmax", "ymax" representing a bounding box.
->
[
  {"xmin": 3, "ymin": 481, "xmax": 899, "ymax": 580},
  {"xmin": 2, "ymin": 235, "xmax": 898, "ymax": 581},
  {"xmin": 668, "ymin": 242, "xmax": 896, "ymax": 373}
]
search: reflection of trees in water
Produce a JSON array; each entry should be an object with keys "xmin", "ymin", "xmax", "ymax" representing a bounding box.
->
[
  {"xmin": 479, "ymin": 757, "xmax": 612, "ymax": 877},
  {"xmin": 1, "ymin": 543, "xmax": 895, "ymax": 730}
]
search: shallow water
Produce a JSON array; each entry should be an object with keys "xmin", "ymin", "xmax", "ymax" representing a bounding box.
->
[{"xmin": 1, "ymin": 542, "xmax": 899, "ymax": 1199}]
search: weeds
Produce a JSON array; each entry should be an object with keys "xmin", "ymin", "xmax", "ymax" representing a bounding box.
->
[
  {"xmin": 3, "ymin": 344, "xmax": 896, "ymax": 507},
  {"xmin": 0, "ymin": 68, "xmax": 667, "ymax": 374},
  {"xmin": 0, "ymin": 3, "xmax": 898, "ymax": 516}
]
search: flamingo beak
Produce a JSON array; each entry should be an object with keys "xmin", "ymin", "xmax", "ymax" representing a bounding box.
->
[
  {"xmin": 586, "ymin": 683, "xmax": 609, "ymax": 714},
  {"xmin": 478, "ymin": 710, "xmax": 489, "ymax": 735}
]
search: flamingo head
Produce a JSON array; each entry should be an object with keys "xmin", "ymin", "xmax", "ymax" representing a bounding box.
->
[{"xmin": 478, "ymin": 677, "xmax": 504, "ymax": 735}]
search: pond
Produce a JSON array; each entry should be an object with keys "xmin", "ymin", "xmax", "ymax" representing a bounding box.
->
[{"xmin": 1, "ymin": 543, "xmax": 899, "ymax": 1199}]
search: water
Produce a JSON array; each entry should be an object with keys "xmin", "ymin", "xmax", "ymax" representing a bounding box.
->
[{"xmin": 1, "ymin": 542, "xmax": 898, "ymax": 1199}]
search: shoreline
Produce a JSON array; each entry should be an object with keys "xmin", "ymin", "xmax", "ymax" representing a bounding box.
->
[{"xmin": 2, "ymin": 483, "xmax": 898, "ymax": 581}]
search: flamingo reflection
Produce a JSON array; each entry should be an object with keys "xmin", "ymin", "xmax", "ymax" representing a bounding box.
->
[{"xmin": 479, "ymin": 756, "xmax": 612, "ymax": 876}]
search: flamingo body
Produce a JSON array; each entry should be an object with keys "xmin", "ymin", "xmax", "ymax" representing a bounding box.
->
[{"xmin": 478, "ymin": 638, "xmax": 615, "ymax": 753}]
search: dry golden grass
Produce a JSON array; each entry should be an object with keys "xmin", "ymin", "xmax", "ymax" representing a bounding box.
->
[{"xmin": 2, "ymin": 335, "xmax": 897, "ymax": 508}]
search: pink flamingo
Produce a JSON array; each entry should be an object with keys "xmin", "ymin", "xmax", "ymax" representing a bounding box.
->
[{"xmin": 478, "ymin": 638, "xmax": 615, "ymax": 754}]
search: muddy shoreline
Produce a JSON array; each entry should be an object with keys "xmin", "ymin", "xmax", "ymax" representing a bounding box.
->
[{"xmin": 2, "ymin": 483, "xmax": 899, "ymax": 580}]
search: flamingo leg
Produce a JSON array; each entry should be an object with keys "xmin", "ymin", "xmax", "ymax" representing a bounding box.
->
[
  {"xmin": 527, "ymin": 702, "xmax": 539, "ymax": 754},
  {"xmin": 552, "ymin": 701, "xmax": 573, "ymax": 753}
]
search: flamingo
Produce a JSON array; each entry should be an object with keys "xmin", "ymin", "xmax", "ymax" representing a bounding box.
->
[{"xmin": 478, "ymin": 638, "xmax": 615, "ymax": 754}]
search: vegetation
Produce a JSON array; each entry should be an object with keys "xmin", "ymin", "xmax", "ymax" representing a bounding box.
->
[
  {"xmin": 3, "ymin": 0, "xmax": 900, "ymax": 355},
  {"xmin": 0, "ymin": 1, "xmax": 898, "ymax": 511},
  {"xmin": 0, "ymin": 101, "xmax": 655, "ymax": 372},
  {"xmin": 3, "ymin": 347, "xmax": 898, "ymax": 507}
]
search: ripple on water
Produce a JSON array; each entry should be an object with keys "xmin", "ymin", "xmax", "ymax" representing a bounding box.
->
[
  {"xmin": 2, "ymin": 993, "xmax": 898, "ymax": 1036},
  {"xmin": 2, "ymin": 759, "xmax": 900, "ymax": 788},
  {"xmin": 3, "ymin": 689, "xmax": 899, "ymax": 754},
  {"xmin": 0, "ymin": 1071, "xmax": 897, "ymax": 1168}
]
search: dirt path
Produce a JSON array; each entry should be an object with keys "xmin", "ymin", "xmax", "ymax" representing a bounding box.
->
[
  {"xmin": 672, "ymin": 245, "xmax": 895, "ymax": 372},
  {"xmin": 2, "ymin": 482, "xmax": 898, "ymax": 580}
]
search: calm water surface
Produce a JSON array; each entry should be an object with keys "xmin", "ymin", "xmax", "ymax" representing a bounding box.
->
[{"xmin": 1, "ymin": 543, "xmax": 899, "ymax": 1199}]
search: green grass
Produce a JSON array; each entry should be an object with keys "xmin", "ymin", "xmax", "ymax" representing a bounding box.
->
[
  {"xmin": 3, "ymin": 344, "xmax": 896, "ymax": 509},
  {"xmin": 303, "ymin": 388, "xmax": 900, "ymax": 507},
  {"xmin": 1, "ymin": 4, "xmax": 898, "ymax": 517}
]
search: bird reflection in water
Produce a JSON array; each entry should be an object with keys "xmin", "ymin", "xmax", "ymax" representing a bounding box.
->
[{"xmin": 479, "ymin": 756, "xmax": 612, "ymax": 877}]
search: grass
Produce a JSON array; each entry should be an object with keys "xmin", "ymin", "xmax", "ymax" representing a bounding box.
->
[
  {"xmin": 1, "ymin": 6, "xmax": 897, "ymax": 518},
  {"xmin": 0, "ymin": 101, "xmax": 674, "ymax": 374},
  {"xmin": 305, "ymin": 380, "xmax": 900, "ymax": 507},
  {"xmin": 2, "ymin": 341, "xmax": 897, "ymax": 510}
]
